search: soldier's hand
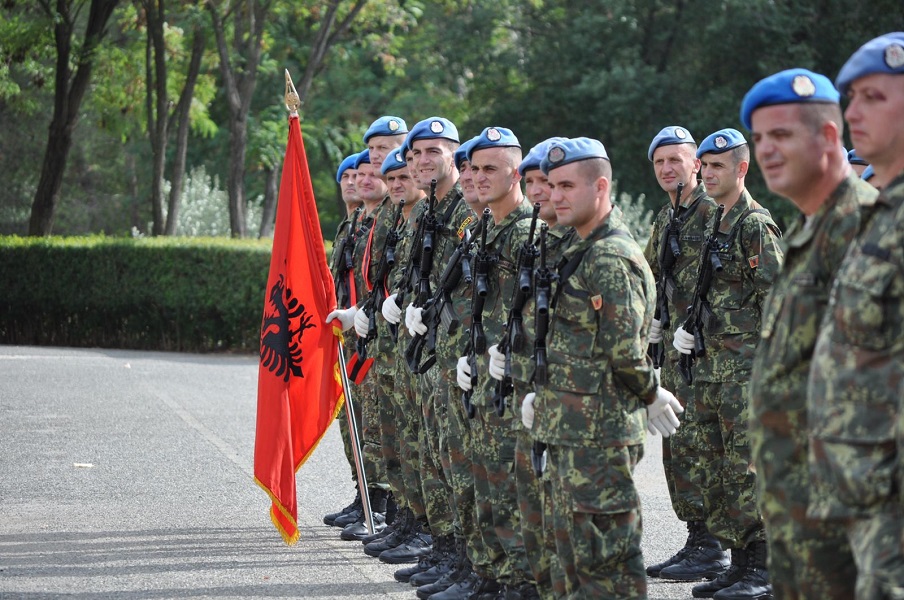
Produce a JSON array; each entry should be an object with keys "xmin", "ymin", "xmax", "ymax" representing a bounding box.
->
[
  {"xmin": 649, "ymin": 318, "xmax": 664, "ymax": 344},
  {"xmin": 488, "ymin": 344, "xmax": 505, "ymax": 381},
  {"xmin": 326, "ymin": 306, "xmax": 358, "ymax": 332},
  {"xmin": 647, "ymin": 386, "xmax": 684, "ymax": 437},
  {"xmin": 381, "ymin": 293, "xmax": 402, "ymax": 325},
  {"xmin": 405, "ymin": 304, "xmax": 427, "ymax": 336},
  {"xmin": 673, "ymin": 326, "xmax": 694, "ymax": 354},
  {"xmin": 353, "ymin": 307, "xmax": 370, "ymax": 337},
  {"xmin": 521, "ymin": 393, "xmax": 536, "ymax": 429},
  {"xmin": 456, "ymin": 356, "xmax": 472, "ymax": 391}
]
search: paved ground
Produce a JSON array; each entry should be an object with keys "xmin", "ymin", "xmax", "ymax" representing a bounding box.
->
[{"xmin": 0, "ymin": 345, "xmax": 698, "ymax": 599}]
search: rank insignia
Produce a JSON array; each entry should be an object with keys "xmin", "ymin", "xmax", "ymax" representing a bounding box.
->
[
  {"xmin": 591, "ymin": 294, "xmax": 603, "ymax": 310},
  {"xmin": 388, "ymin": 119, "xmax": 400, "ymax": 132},
  {"xmin": 715, "ymin": 136, "xmax": 727, "ymax": 149},
  {"xmin": 748, "ymin": 255, "xmax": 759, "ymax": 269},
  {"xmin": 886, "ymin": 43, "xmax": 904, "ymax": 69},
  {"xmin": 548, "ymin": 146, "xmax": 566, "ymax": 164},
  {"xmin": 791, "ymin": 75, "xmax": 816, "ymax": 97},
  {"xmin": 487, "ymin": 127, "xmax": 502, "ymax": 141},
  {"xmin": 430, "ymin": 121, "xmax": 444, "ymax": 134},
  {"xmin": 675, "ymin": 127, "xmax": 687, "ymax": 139}
]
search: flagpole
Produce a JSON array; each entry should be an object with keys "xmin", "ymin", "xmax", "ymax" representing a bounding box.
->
[{"xmin": 336, "ymin": 339, "xmax": 375, "ymax": 534}]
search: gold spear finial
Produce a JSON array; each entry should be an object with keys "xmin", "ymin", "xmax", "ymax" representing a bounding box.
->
[{"xmin": 285, "ymin": 69, "xmax": 301, "ymax": 115}]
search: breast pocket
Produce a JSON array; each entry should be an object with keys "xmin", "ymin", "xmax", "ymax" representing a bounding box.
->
[
  {"xmin": 759, "ymin": 282, "xmax": 826, "ymax": 372},
  {"xmin": 550, "ymin": 285, "xmax": 597, "ymax": 362},
  {"xmin": 830, "ymin": 252, "xmax": 901, "ymax": 352}
]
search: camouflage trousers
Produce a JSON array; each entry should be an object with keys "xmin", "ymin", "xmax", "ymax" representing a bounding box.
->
[
  {"xmin": 685, "ymin": 380, "xmax": 763, "ymax": 548},
  {"xmin": 514, "ymin": 429, "xmax": 557, "ymax": 599},
  {"xmin": 392, "ymin": 354, "xmax": 427, "ymax": 519},
  {"xmin": 357, "ymin": 371, "xmax": 388, "ymax": 491},
  {"xmin": 547, "ymin": 443, "xmax": 646, "ymax": 600},
  {"xmin": 418, "ymin": 368, "xmax": 455, "ymax": 536},
  {"xmin": 376, "ymin": 366, "xmax": 405, "ymax": 506},
  {"xmin": 470, "ymin": 404, "xmax": 529, "ymax": 585},
  {"xmin": 661, "ymin": 363, "xmax": 704, "ymax": 522},
  {"xmin": 337, "ymin": 346, "xmax": 361, "ymax": 483},
  {"xmin": 750, "ymin": 402, "xmax": 857, "ymax": 599},
  {"xmin": 846, "ymin": 509, "xmax": 904, "ymax": 600}
]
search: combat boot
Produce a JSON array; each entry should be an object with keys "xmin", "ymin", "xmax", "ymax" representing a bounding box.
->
[
  {"xmin": 426, "ymin": 570, "xmax": 481, "ymax": 600},
  {"xmin": 692, "ymin": 547, "xmax": 747, "ymax": 598},
  {"xmin": 660, "ymin": 522, "xmax": 729, "ymax": 581},
  {"xmin": 646, "ymin": 520, "xmax": 701, "ymax": 577},
  {"xmin": 712, "ymin": 541, "xmax": 772, "ymax": 600},
  {"xmin": 323, "ymin": 486, "xmax": 360, "ymax": 527},
  {"xmin": 363, "ymin": 507, "xmax": 410, "ymax": 554},
  {"xmin": 409, "ymin": 534, "xmax": 456, "ymax": 586},
  {"xmin": 504, "ymin": 581, "xmax": 541, "ymax": 600},
  {"xmin": 379, "ymin": 519, "xmax": 432, "ymax": 564},
  {"xmin": 339, "ymin": 488, "xmax": 388, "ymax": 541}
]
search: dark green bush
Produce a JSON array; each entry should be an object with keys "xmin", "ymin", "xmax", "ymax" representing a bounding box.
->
[{"xmin": 0, "ymin": 236, "xmax": 331, "ymax": 353}]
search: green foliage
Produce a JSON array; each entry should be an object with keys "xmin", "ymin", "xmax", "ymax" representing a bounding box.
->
[{"xmin": 0, "ymin": 235, "xmax": 274, "ymax": 352}]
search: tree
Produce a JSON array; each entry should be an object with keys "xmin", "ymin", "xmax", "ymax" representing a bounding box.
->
[{"xmin": 28, "ymin": 0, "xmax": 121, "ymax": 236}]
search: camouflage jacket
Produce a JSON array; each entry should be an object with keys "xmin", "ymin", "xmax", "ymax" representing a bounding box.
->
[
  {"xmin": 808, "ymin": 171, "xmax": 902, "ymax": 520},
  {"xmin": 351, "ymin": 199, "xmax": 386, "ymax": 304},
  {"xmin": 690, "ymin": 190, "xmax": 784, "ymax": 381},
  {"xmin": 330, "ymin": 213, "xmax": 357, "ymax": 308},
  {"xmin": 532, "ymin": 206, "xmax": 657, "ymax": 447},
  {"xmin": 643, "ymin": 182, "xmax": 719, "ymax": 380}
]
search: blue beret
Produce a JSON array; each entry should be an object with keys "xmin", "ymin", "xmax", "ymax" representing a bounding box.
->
[
  {"xmin": 363, "ymin": 116, "xmax": 408, "ymax": 143},
  {"xmin": 466, "ymin": 126, "xmax": 521, "ymax": 162},
  {"xmin": 407, "ymin": 116, "xmax": 460, "ymax": 145},
  {"xmin": 740, "ymin": 68, "xmax": 839, "ymax": 130},
  {"xmin": 836, "ymin": 33, "xmax": 904, "ymax": 95},
  {"xmin": 847, "ymin": 148, "xmax": 868, "ymax": 166},
  {"xmin": 352, "ymin": 148, "xmax": 371, "ymax": 170},
  {"xmin": 696, "ymin": 128, "xmax": 747, "ymax": 158},
  {"xmin": 380, "ymin": 146, "xmax": 408, "ymax": 176},
  {"xmin": 519, "ymin": 137, "xmax": 568, "ymax": 176},
  {"xmin": 336, "ymin": 153, "xmax": 359, "ymax": 183},
  {"xmin": 454, "ymin": 136, "xmax": 480, "ymax": 171},
  {"xmin": 647, "ymin": 126, "xmax": 696, "ymax": 161},
  {"xmin": 540, "ymin": 137, "xmax": 609, "ymax": 175},
  {"xmin": 862, "ymin": 164, "xmax": 875, "ymax": 181}
]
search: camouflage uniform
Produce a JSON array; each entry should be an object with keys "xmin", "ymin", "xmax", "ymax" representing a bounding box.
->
[
  {"xmin": 808, "ymin": 172, "xmax": 904, "ymax": 600},
  {"xmin": 681, "ymin": 190, "xmax": 783, "ymax": 549},
  {"xmin": 467, "ymin": 199, "xmax": 534, "ymax": 586},
  {"xmin": 532, "ymin": 206, "xmax": 657, "ymax": 598},
  {"xmin": 510, "ymin": 223, "xmax": 575, "ymax": 599},
  {"xmin": 643, "ymin": 182, "xmax": 717, "ymax": 524},
  {"xmin": 749, "ymin": 173, "xmax": 876, "ymax": 599}
]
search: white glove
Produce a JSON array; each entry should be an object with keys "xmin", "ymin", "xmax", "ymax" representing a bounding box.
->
[
  {"xmin": 456, "ymin": 356, "xmax": 472, "ymax": 391},
  {"xmin": 405, "ymin": 304, "xmax": 427, "ymax": 336},
  {"xmin": 646, "ymin": 386, "xmax": 684, "ymax": 437},
  {"xmin": 673, "ymin": 325, "xmax": 695, "ymax": 355},
  {"xmin": 521, "ymin": 393, "xmax": 536, "ymax": 429},
  {"xmin": 326, "ymin": 306, "xmax": 358, "ymax": 332},
  {"xmin": 353, "ymin": 307, "xmax": 370, "ymax": 337},
  {"xmin": 648, "ymin": 318, "xmax": 663, "ymax": 344},
  {"xmin": 488, "ymin": 344, "xmax": 506, "ymax": 381},
  {"xmin": 381, "ymin": 293, "xmax": 402, "ymax": 325}
]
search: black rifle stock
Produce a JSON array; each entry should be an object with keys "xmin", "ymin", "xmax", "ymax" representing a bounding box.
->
[
  {"xmin": 530, "ymin": 224, "xmax": 554, "ymax": 477},
  {"xmin": 460, "ymin": 209, "xmax": 492, "ymax": 418},
  {"xmin": 649, "ymin": 181, "xmax": 684, "ymax": 368},
  {"xmin": 492, "ymin": 203, "xmax": 541, "ymax": 417},
  {"xmin": 414, "ymin": 180, "xmax": 439, "ymax": 307},
  {"xmin": 677, "ymin": 203, "xmax": 725, "ymax": 385},
  {"xmin": 335, "ymin": 206, "xmax": 362, "ymax": 309}
]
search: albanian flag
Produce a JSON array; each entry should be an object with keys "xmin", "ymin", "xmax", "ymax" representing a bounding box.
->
[{"xmin": 254, "ymin": 112, "xmax": 344, "ymax": 545}]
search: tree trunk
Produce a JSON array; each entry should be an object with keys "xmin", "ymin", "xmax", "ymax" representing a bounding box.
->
[
  {"xmin": 143, "ymin": 0, "xmax": 168, "ymax": 236},
  {"xmin": 28, "ymin": 0, "xmax": 120, "ymax": 236},
  {"xmin": 227, "ymin": 116, "xmax": 248, "ymax": 237},
  {"xmin": 258, "ymin": 165, "xmax": 278, "ymax": 238}
]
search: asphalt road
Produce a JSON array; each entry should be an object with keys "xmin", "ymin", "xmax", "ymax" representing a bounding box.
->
[{"xmin": 0, "ymin": 346, "xmax": 698, "ymax": 599}]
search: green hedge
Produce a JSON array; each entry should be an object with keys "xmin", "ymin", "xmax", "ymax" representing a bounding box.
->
[{"xmin": 0, "ymin": 235, "xmax": 331, "ymax": 353}]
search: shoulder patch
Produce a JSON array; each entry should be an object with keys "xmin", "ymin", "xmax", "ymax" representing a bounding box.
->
[
  {"xmin": 590, "ymin": 294, "xmax": 603, "ymax": 310},
  {"xmin": 748, "ymin": 255, "xmax": 759, "ymax": 269},
  {"xmin": 457, "ymin": 215, "xmax": 475, "ymax": 239}
]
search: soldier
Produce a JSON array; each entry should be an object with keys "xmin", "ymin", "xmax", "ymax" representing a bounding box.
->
[
  {"xmin": 528, "ymin": 137, "xmax": 682, "ymax": 598},
  {"xmin": 643, "ymin": 127, "xmax": 726, "ymax": 581},
  {"xmin": 808, "ymin": 32, "xmax": 904, "ymax": 599},
  {"xmin": 670, "ymin": 128, "xmax": 783, "ymax": 599},
  {"xmin": 742, "ymin": 67, "xmax": 877, "ymax": 599},
  {"xmin": 365, "ymin": 115, "xmax": 409, "ymax": 175},
  {"xmin": 323, "ymin": 152, "xmax": 365, "ymax": 528},
  {"xmin": 485, "ymin": 136, "xmax": 574, "ymax": 600}
]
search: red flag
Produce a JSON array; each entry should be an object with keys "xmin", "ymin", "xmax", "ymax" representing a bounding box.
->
[{"xmin": 254, "ymin": 114, "xmax": 344, "ymax": 545}]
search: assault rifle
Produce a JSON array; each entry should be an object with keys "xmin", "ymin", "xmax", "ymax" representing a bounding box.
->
[
  {"xmin": 414, "ymin": 180, "xmax": 439, "ymax": 307},
  {"xmin": 532, "ymin": 223, "xmax": 553, "ymax": 388},
  {"xmin": 491, "ymin": 203, "xmax": 541, "ymax": 417},
  {"xmin": 461, "ymin": 208, "xmax": 492, "ymax": 418},
  {"xmin": 350, "ymin": 200, "xmax": 406, "ymax": 379},
  {"xmin": 405, "ymin": 210, "xmax": 485, "ymax": 375},
  {"xmin": 649, "ymin": 181, "xmax": 684, "ymax": 368},
  {"xmin": 335, "ymin": 206, "xmax": 362, "ymax": 309},
  {"xmin": 677, "ymin": 203, "xmax": 725, "ymax": 386}
]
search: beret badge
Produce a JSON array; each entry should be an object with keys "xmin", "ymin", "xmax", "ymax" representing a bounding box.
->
[
  {"xmin": 674, "ymin": 127, "xmax": 687, "ymax": 139},
  {"xmin": 430, "ymin": 121, "xmax": 444, "ymax": 134},
  {"xmin": 388, "ymin": 119, "xmax": 400, "ymax": 132},
  {"xmin": 714, "ymin": 136, "xmax": 728, "ymax": 149},
  {"xmin": 548, "ymin": 146, "xmax": 566, "ymax": 164},
  {"xmin": 791, "ymin": 75, "xmax": 817, "ymax": 97},
  {"xmin": 885, "ymin": 43, "xmax": 904, "ymax": 69},
  {"xmin": 487, "ymin": 127, "xmax": 502, "ymax": 142}
]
